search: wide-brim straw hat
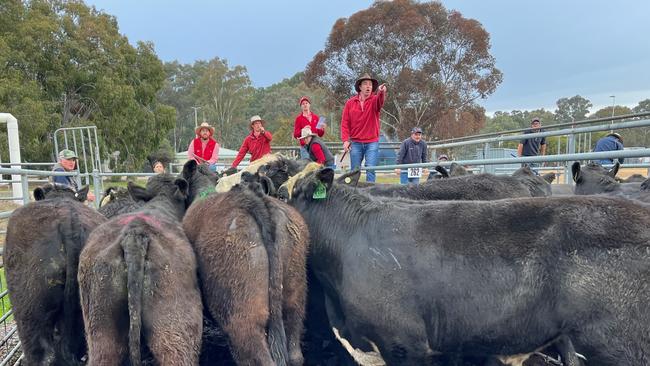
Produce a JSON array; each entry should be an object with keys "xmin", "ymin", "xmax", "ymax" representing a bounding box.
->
[
  {"xmin": 298, "ymin": 126, "xmax": 317, "ymax": 140},
  {"xmin": 249, "ymin": 115, "xmax": 266, "ymax": 128},
  {"xmin": 355, "ymin": 73, "xmax": 378, "ymax": 93},
  {"xmin": 195, "ymin": 122, "xmax": 215, "ymax": 136}
]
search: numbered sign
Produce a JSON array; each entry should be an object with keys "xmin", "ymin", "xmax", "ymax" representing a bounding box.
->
[{"xmin": 407, "ymin": 167, "xmax": 422, "ymax": 178}]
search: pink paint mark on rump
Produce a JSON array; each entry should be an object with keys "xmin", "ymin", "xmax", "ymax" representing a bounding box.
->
[{"xmin": 118, "ymin": 212, "xmax": 163, "ymax": 230}]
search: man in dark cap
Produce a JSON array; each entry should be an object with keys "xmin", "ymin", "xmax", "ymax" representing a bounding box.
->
[
  {"xmin": 395, "ymin": 127, "xmax": 429, "ymax": 184},
  {"xmin": 593, "ymin": 132, "xmax": 624, "ymax": 165},
  {"xmin": 340, "ymin": 73, "xmax": 387, "ymax": 182},
  {"xmin": 517, "ymin": 117, "xmax": 546, "ymax": 171},
  {"xmin": 51, "ymin": 149, "xmax": 96, "ymax": 202}
]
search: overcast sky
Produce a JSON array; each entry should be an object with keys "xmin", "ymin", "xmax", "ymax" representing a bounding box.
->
[{"xmin": 86, "ymin": 0, "xmax": 650, "ymax": 114}]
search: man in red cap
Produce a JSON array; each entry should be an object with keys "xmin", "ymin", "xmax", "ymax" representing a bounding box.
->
[
  {"xmin": 293, "ymin": 96, "xmax": 326, "ymax": 159},
  {"xmin": 188, "ymin": 122, "xmax": 220, "ymax": 171},
  {"xmin": 231, "ymin": 115, "xmax": 273, "ymax": 169},
  {"xmin": 341, "ymin": 73, "xmax": 387, "ymax": 182}
]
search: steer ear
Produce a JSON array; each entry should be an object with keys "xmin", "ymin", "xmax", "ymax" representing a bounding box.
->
[
  {"xmin": 607, "ymin": 162, "xmax": 620, "ymax": 178},
  {"xmin": 259, "ymin": 175, "xmax": 276, "ymax": 196},
  {"xmin": 542, "ymin": 173, "xmax": 556, "ymax": 184},
  {"xmin": 641, "ymin": 178, "xmax": 650, "ymax": 192},
  {"xmin": 76, "ymin": 186, "xmax": 89, "ymax": 202},
  {"xmin": 182, "ymin": 160, "xmax": 198, "ymax": 182},
  {"xmin": 336, "ymin": 169, "xmax": 361, "ymax": 186},
  {"xmin": 174, "ymin": 178, "xmax": 189, "ymax": 199},
  {"xmin": 128, "ymin": 181, "xmax": 153, "ymax": 202},
  {"xmin": 571, "ymin": 162, "xmax": 582, "ymax": 183},
  {"xmin": 316, "ymin": 167, "xmax": 335, "ymax": 189},
  {"xmin": 435, "ymin": 165, "xmax": 449, "ymax": 178},
  {"xmin": 34, "ymin": 187, "xmax": 47, "ymax": 201}
]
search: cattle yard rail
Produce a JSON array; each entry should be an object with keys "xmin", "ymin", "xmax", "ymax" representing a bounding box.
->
[{"xmin": 357, "ymin": 115, "xmax": 650, "ymax": 183}]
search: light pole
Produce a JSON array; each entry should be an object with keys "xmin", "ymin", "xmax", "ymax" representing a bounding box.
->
[{"xmin": 609, "ymin": 95, "xmax": 616, "ymax": 132}]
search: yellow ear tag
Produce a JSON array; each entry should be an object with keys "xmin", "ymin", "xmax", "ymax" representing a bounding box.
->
[{"xmin": 312, "ymin": 182, "xmax": 327, "ymax": 199}]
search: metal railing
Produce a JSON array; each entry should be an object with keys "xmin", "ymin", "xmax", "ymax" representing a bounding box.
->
[
  {"xmin": 345, "ymin": 114, "xmax": 650, "ymax": 183},
  {"xmin": 270, "ymin": 112, "xmax": 650, "ymax": 151}
]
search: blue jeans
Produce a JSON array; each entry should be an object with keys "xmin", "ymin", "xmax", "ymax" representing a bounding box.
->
[
  {"xmin": 350, "ymin": 141, "xmax": 379, "ymax": 183},
  {"xmin": 399, "ymin": 171, "xmax": 420, "ymax": 185},
  {"xmin": 299, "ymin": 146, "xmax": 310, "ymax": 160}
]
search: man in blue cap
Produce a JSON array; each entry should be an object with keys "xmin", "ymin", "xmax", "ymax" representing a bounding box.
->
[{"xmin": 395, "ymin": 127, "xmax": 429, "ymax": 184}]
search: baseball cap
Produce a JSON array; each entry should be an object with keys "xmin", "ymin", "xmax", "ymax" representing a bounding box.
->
[
  {"xmin": 531, "ymin": 117, "xmax": 540, "ymax": 124},
  {"xmin": 411, "ymin": 127, "xmax": 423, "ymax": 134},
  {"xmin": 58, "ymin": 149, "xmax": 78, "ymax": 160},
  {"xmin": 299, "ymin": 96, "xmax": 311, "ymax": 105}
]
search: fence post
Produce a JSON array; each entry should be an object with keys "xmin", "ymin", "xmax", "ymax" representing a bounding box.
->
[
  {"xmin": 20, "ymin": 174, "xmax": 29, "ymax": 205},
  {"xmin": 483, "ymin": 142, "xmax": 491, "ymax": 174},
  {"xmin": 564, "ymin": 133, "xmax": 576, "ymax": 183},
  {"xmin": 91, "ymin": 169, "xmax": 101, "ymax": 209}
]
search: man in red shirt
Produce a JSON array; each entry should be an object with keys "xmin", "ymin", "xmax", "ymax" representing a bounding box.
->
[
  {"xmin": 341, "ymin": 73, "xmax": 387, "ymax": 182},
  {"xmin": 293, "ymin": 96, "xmax": 326, "ymax": 159},
  {"xmin": 187, "ymin": 122, "xmax": 220, "ymax": 171},
  {"xmin": 231, "ymin": 115, "xmax": 273, "ymax": 169}
]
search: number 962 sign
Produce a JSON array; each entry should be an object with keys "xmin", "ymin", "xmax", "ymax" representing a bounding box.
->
[{"xmin": 407, "ymin": 167, "xmax": 422, "ymax": 178}]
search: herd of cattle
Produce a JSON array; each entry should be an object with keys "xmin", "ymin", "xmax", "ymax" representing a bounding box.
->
[{"xmin": 4, "ymin": 154, "xmax": 650, "ymax": 366}]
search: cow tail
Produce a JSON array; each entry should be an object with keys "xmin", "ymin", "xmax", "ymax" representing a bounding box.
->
[
  {"xmin": 242, "ymin": 191, "xmax": 288, "ymax": 365},
  {"xmin": 61, "ymin": 213, "xmax": 87, "ymax": 363},
  {"xmin": 121, "ymin": 225, "xmax": 149, "ymax": 366}
]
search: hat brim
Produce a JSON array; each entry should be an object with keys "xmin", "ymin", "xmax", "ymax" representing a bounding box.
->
[
  {"xmin": 355, "ymin": 78, "xmax": 378, "ymax": 93},
  {"xmin": 298, "ymin": 134, "xmax": 316, "ymax": 140},
  {"xmin": 195, "ymin": 126, "xmax": 215, "ymax": 136}
]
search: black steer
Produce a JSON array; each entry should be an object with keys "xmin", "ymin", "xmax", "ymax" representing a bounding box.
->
[
  {"xmin": 571, "ymin": 162, "xmax": 650, "ymax": 202},
  {"xmin": 5, "ymin": 184, "xmax": 106, "ymax": 365},
  {"xmin": 356, "ymin": 166, "xmax": 552, "ymax": 200},
  {"xmin": 281, "ymin": 167, "xmax": 650, "ymax": 366},
  {"xmin": 79, "ymin": 174, "xmax": 202, "ymax": 365}
]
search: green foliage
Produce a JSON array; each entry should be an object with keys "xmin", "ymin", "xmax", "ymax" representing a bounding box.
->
[
  {"xmin": 554, "ymin": 95, "xmax": 593, "ymax": 123},
  {"xmin": 192, "ymin": 58, "xmax": 254, "ymax": 149},
  {"xmin": 160, "ymin": 58, "xmax": 254, "ymax": 150},
  {"xmin": 0, "ymin": 0, "xmax": 174, "ymax": 170},
  {"xmin": 633, "ymin": 99, "xmax": 650, "ymax": 114},
  {"xmin": 590, "ymin": 105, "xmax": 633, "ymax": 119}
]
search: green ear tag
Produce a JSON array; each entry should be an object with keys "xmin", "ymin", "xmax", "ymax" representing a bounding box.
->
[{"xmin": 313, "ymin": 182, "xmax": 327, "ymax": 199}]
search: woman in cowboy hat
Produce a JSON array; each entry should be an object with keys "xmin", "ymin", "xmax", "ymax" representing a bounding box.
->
[
  {"xmin": 340, "ymin": 72, "xmax": 387, "ymax": 182},
  {"xmin": 298, "ymin": 126, "xmax": 335, "ymax": 169},
  {"xmin": 187, "ymin": 122, "xmax": 220, "ymax": 171},
  {"xmin": 231, "ymin": 115, "xmax": 273, "ymax": 169},
  {"xmin": 293, "ymin": 96, "xmax": 326, "ymax": 159}
]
